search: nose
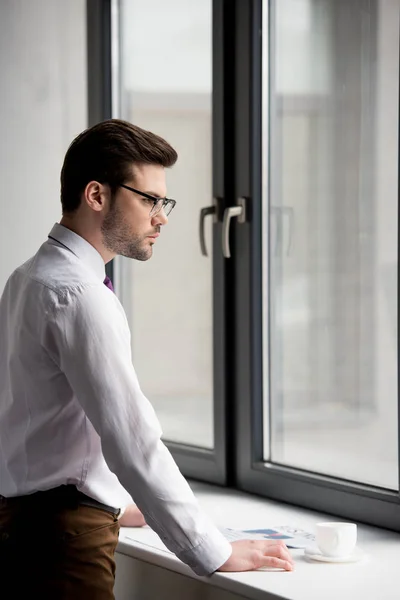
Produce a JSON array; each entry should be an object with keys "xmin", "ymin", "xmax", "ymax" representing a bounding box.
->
[{"xmin": 151, "ymin": 207, "xmax": 168, "ymax": 226}]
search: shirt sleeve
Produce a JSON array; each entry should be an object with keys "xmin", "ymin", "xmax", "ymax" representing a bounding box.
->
[{"xmin": 44, "ymin": 283, "xmax": 232, "ymax": 576}]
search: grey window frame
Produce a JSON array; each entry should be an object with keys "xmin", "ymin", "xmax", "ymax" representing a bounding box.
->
[{"xmin": 232, "ymin": 0, "xmax": 400, "ymax": 532}]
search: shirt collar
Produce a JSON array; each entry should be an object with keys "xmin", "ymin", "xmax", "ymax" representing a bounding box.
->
[{"xmin": 47, "ymin": 223, "xmax": 106, "ymax": 282}]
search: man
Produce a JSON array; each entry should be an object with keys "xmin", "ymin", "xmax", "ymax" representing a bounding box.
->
[{"xmin": 0, "ymin": 119, "xmax": 294, "ymax": 598}]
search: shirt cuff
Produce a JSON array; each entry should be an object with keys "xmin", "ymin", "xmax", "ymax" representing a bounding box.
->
[{"xmin": 176, "ymin": 528, "xmax": 232, "ymax": 577}]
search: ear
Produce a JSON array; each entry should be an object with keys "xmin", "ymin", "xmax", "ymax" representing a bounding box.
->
[{"xmin": 83, "ymin": 181, "xmax": 109, "ymax": 213}]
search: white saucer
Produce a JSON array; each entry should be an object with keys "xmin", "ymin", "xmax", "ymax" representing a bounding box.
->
[{"xmin": 304, "ymin": 545, "xmax": 366, "ymax": 563}]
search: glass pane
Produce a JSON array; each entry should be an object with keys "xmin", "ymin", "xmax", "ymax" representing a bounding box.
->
[
  {"xmin": 118, "ymin": 0, "xmax": 213, "ymax": 448},
  {"xmin": 265, "ymin": 0, "xmax": 399, "ymax": 489}
]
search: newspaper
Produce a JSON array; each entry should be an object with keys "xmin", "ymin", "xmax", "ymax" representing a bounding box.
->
[{"xmin": 220, "ymin": 525, "xmax": 315, "ymax": 549}]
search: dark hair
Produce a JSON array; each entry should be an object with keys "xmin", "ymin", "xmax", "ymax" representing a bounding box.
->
[{"xmin": 60, "ymin": 119, "xmax": 178, "ymax": 213}]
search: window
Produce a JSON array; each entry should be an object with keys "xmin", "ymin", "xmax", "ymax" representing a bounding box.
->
[
  {"xmin": 112, "ymin": 0, "xmax": 231, "ymax": 483},
  {"xmin": 234, "ymin": 0, "xmax": 400, "ymax": 530},
  {"xmin": 117, "ymin": 0, "xmax": 215, "ymax": 450},
  {"xmin": 267, "ymin": 0, "xmax": 398, "ymax": 490},
  {"xmin": 96, "ymin": 0, "xmax": 400, "ymax": 531}
]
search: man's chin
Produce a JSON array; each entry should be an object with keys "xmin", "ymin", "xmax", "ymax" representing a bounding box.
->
[{"xmin": 120, "ymin": 247, "xmax": 152, "ymax": 261}]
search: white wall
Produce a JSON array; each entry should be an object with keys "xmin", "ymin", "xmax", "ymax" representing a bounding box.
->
[{"xmin": 0, "ymin": 0, "xmax": 87, "ymax": 294}]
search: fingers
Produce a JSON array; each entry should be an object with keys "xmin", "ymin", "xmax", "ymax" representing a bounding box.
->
[
  {"xmin": 255, "ymin": 540, "xmax": 295, "ymax": 571},
  {"xmin": 259, "ymin": 555, "xmax": 294, "ymax": 571},
  {"xmin": 221, "ymin": 539, "xmax": 295, "ymax": 573},
  {"xmin": 264, "ymin": 540, "xmax": 294, "ymax": 563}
]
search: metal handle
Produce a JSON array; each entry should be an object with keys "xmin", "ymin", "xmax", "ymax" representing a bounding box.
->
[
  {"xmin": 199, "ymin": 205, "xmax": 216, "ymax": 256},
  {"xmin": 222, "ymin": 198, "xmax": 246, "ymax": 258}
]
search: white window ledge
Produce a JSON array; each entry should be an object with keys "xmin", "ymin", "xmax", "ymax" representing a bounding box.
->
[{"xmin": 115, "ymin": 481, "xmax": 400, "ymax": 600}]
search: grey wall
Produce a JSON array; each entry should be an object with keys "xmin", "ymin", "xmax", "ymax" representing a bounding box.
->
[
  {"xmin": 0, "ymin": 0, "xmax": 87, "ymax": 293},
  {"xmin": 114, "ymin": 552, "xmax": 250, "ymax": 600}
]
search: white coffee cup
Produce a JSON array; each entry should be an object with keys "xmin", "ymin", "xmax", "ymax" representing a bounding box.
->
[{"xmin": 316, "ymin": 522, "xmax": 357, "ymax": 557}]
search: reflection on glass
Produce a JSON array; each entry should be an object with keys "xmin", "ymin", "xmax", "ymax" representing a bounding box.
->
[
  {"xmin": 265, "ymin": 0, "xmax": 399, "ymax": 489},
  {"xmin": 118, "ymin": 0, "xmax": 213, "ymax": 448}
]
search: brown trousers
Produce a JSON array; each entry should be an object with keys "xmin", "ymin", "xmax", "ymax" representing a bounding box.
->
[{"xmin": 0, "ymin": 489, "xmax": 120, "ymax": 599}]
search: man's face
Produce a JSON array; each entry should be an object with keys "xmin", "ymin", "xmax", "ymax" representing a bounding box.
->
[{"xmin": 101, "ymin": 163, "xmax": 168, "ymax": 260}]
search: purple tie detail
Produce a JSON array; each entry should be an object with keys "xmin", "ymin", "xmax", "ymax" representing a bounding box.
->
[{"xmin": 104, "ymin": 276, "xmax": 114, "ymax": 292}]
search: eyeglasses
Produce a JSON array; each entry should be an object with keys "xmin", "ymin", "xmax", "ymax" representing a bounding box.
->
[{"xmin": 119, "ymin": 184, "xmax": 177, "ymax": 217}]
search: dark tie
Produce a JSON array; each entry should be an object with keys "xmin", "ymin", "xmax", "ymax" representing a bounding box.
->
[{"xmin": 104, "ymin": 276, "xmax": 114, "ymax": 292}]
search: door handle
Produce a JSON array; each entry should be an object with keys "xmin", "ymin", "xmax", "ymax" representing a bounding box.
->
[
  {"xmin": 199, "ymin": 203, "xmax": 217, "ymax": 257},
  {"xmin": 222, "ymin": 197, "xmax": 246, "ymax": 258}
]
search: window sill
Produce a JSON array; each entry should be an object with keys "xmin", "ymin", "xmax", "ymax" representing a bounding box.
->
[{"xmin": 116, "ymin": 481, "xmax": 400, "ymax": 600}]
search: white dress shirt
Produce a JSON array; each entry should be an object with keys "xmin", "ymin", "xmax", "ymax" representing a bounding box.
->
[{"xmin": 0, "ymin": 223, "xmax": 232, "ymax": 576}]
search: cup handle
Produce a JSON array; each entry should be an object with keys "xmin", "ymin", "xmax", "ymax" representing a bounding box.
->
[{"xmin": 333, "ymin": 532, "xmax": 340, "ymax": 549}]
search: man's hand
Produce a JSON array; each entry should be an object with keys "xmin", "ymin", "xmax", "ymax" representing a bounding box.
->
[
  {"xmin": 119, "ymin": 504, "xmax": 147, "ymax": 527},
  {"xmin": 218, "ymin": 539, "xmax": 294, "ymax": 572}
]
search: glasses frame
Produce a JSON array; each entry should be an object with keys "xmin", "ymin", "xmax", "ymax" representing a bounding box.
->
[{"xmin": 119, "ymin": 183, "xmax": 177, "ymax": 216}]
